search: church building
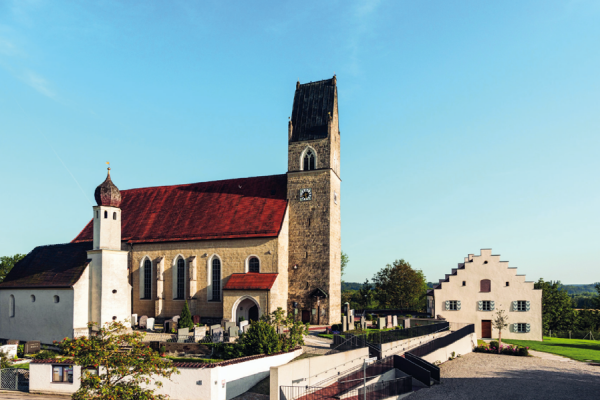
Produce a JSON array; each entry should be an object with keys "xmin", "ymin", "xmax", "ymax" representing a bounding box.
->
[{"xmin": 0, "ymin": 76, "xmax": 342, "ymax": 344}]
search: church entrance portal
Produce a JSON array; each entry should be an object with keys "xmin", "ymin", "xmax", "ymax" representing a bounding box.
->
[
  {"xmin": 248, "ymin": 305, "xmax": 259, "ymax": 322},
  {"xmin": 301, "ymin": 310, "xmax": 310, "ymax": 323},
  {"xmin": 234, "ymin": 297, "xmax": 260, "ymax": 323}
]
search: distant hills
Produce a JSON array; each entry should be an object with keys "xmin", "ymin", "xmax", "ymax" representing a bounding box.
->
[{"xmin": 342, "ymin": 282, "xmax": 598, "ymax": 294}]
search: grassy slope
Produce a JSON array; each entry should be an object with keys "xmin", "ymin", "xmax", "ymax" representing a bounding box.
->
[{"xmin": 502, "ymin": 337, "xmax": 600, "ymax": 363}]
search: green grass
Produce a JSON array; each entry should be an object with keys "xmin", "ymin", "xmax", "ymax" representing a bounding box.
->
[
  {"xmin": 477, "ymin": 340, "xmax": 487, "ymax": 346},
  {"xmin": 502, "ymin": 336, "xmax": 600, "ymax": 363}
]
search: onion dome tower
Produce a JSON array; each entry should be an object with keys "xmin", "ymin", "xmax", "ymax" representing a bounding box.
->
[
  {"xmin": 94, "ymin": 168, "xmax": 122, "ymax": 208},
  {"xmin": 92, "ymin": 167, "xmax": 122, "ymax": 251}
]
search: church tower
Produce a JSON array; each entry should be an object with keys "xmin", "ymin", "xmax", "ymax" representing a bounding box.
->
[
  {"xmin": 87, "ymin": 168, "xmax": 132, "ymax": 328},
  {"xmin": 287, "ymin": 76, "xmax": 341, "ymax": 325}
]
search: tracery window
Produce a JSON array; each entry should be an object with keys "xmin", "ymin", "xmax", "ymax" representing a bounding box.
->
[
  {"xmin": 143, "ymin": 259, "xmax": 152, "ymax": 299},
  {"xmin": 249, "ymin": 257, "xmax": 260, "ymax": 273},
  {"xmin": 212, "ymin": 258, "xmax": 221, "ymax": 301},
  {"xmin": 176, "ymin": 258, "xmax": 185, "ymax": 299},
  {"xmin": 303, "ymin": 149, "xmax": 316, "ymax": 171}
]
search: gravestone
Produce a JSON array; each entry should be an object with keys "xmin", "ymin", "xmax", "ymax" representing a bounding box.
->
[
  {"xmin": 392, "ymin": 315, "xmax": 398, "ymax": 328},
  {"xmin": 25, "ymin": 341, "xmax": 41, "ymax": 354},
  {"xmin": 139, "ymin": 315, "xmax": 148, "ymax": 330},
  {"xmin": 378, "ymin": 317, "xmax": 386, "ymax": 330},
  {"xmin": 147, "ymin": 318, "xmax": 155, "ymax": 331},
  {"xmin": 361, "ymin": 320, "xmax": 367, "ymax": 331},
  {"xmin": 194, "ymin": 326, "xmax": 207, "ymax": 341},
  {"xmin": 178, "ymin": 328, "xmax": 190, "ymax": 336},
  {"xmin": 0, "ymin": 344, "xmax": 17, "ymax": 358},
  {"xmin": 192, "ymin": 315, "xmax": 201, "ymax": 324},
  {"xmin": 342, "ymin": 316, "xmax": 348, "ymax": 332},
  {"xmin": 210, "ymin": 324, "xmax": 221, "ymax": 335},
  {"xmin": 242, "ymin": 324, "xmax": 250, "ymax": 333},
  {"xmin": 228, "ymin": 326, "xmax": 239, "ymax": 337},
  {"xmin": 387, "ymin": 315, "xmax": 392, "ymax": 329},
  {"xmin": 225, "ymin": 321, "xmax": 237, "ymax": 331},
  {"xmin": 172, "ymin": 315, "xmax": 180, "ymax": 324},
  {"xmin": 212, "ymin": 328, "xmax": 224, "ymax": 342},
  {"xmin": 239, "ymin": 320, "xmax": 249, "ymax": 331},
  {"xmin": 347, "ymin": 315, "xmax": 354, "ymax": 331},
  {"xmin": 131, "ymin": 314, "xmax": 138, "ymax": 326}
]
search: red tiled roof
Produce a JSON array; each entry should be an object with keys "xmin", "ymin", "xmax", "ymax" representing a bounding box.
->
[
  {"xmin": 0, "ymin": 243, "xmax": 92, "ymax": 289},
  {"xmin": 72, "ymin": 175, "xmax": 288, "ymax": 244},
  {"xmin": 223, "ymin": 273, "xmax": 278, "ymax": 290},
  {"xmin": 31, "ymin": 359, "xmax": 75, "ymax": 364}
]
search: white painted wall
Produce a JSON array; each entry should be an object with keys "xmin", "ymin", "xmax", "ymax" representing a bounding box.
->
[
  {"xmin": 72, "ymin": 266, "xmax": 90, "ymax": 331},
  {"xmin": 380, "ymin": 331, "xmax": 448, "ymax": 359},
  {"xmin": 431, "ymin": 249, "xmax": 543, "ymax": 340},
  {"xmin": 422, "ymin": 332, "xmax": 477, "ymax": 364},
  {"xmin": 30, "ymin": 363, "xmax": 81, "ymax": 395},
  {"xmin": 0, "ymin": 288, "xmax": 74, "ymax": 343},
  {"xmin": 93, "ymin": 205, "xmax": 121, "ymax": 250},
  {"xmin": 270, "ymin": 347, "xmax": 370, "ymax": 400}
]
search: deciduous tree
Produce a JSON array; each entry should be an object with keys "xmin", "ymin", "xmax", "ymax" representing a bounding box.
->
[
  {"xmin": 372, "ymin": 259, "xmax": 427, "ymax": 311},
  {"xmin": 492, "ymin": 309, "xmax": 509, "ymax": 353},
  {"xmin": 534, "ymin": 279, "xmax": 576, "ymax": 333},
  {"xmin": 0, "ymin": 254, "xmax": 26, "ymax": 283}
]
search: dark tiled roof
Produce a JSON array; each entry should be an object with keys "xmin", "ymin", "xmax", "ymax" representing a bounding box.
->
[
  {"xmin": 31, "ymin": 359, "xmax": 75, "ymax": 364},
  {"xmin": 290, "ymin": 77, "xmax": 337, "ymax": 142},
  {"xmin": 73, "ymin": 175, "xmax": 288, "ymax": 244},
  {"xmin": 223, "ymin": 273, "xmax": 278, "ymax": 290},
  {"xmin": 0, "ymin": 242, "xmax": 91, "ymax": 289}
]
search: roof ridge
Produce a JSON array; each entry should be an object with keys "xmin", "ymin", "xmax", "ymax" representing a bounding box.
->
[{"xmin": 122, "ymin": 173, "xmax": 288, "ymax": 192}]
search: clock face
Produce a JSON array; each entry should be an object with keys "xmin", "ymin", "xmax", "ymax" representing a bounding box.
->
[{"xmin": 299, "ymin": 188, "xmax": 312, "ymax": 201}]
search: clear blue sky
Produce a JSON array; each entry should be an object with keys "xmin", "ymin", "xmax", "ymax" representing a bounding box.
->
[{"xmin": 1, "ymin": 0, "xmax": 599, "ymax": 284}]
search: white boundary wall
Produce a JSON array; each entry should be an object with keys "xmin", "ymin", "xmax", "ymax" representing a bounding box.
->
[
  {"xmin": 380, "ymin": 331, "xmax": 448, "ymax": 359},
  {"xmin": 421, "ymin": 332, "xmax": 477, "ymax": 364},
  {"xmin": 270, "ymin": 347, "xmax": 370, "ymax": 400},
  {"xmin": 30, "ymin": 349, "xmax": 302, "ymax": 400}
]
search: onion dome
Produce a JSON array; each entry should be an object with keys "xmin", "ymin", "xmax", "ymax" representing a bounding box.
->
[{"xmin": 94, "ymin": 168, "xmax": 122, "ymax": 207}]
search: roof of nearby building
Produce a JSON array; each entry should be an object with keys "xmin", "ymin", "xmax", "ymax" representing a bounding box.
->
[
  {"xmin": 31, "ymin": 359, "xmax": 76, "ymax": 364},
  {"xmin": 73, "ymin": 174, "xmax": 288, "ymax": 244},
  {"xmin": 223, "ymin": 273, "xmax": 278, "ymax": 290},
  {"xmin": 0, "ymin": 242, "xmax": 92, "ymax": 289},
  {"xmin": 290, "ymin": 77, "xmax": 337, "ymax": 142}
]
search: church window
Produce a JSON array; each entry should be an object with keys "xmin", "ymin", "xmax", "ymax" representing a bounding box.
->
[
  {"xmin": 212, "ymin": 258, "xmax": 221, "ymax": 301},
  {"xmin": 249, "ymin": 257, "xmax": 260, "ymax": 273},
  {"xmin": 176, "ymin": 258, "xmax": 185, "ymax": 300},
  {"xmin": 9, "ymin": 295, "xmax": 14, "ymax": 317},
  {"xmin": 113, "ymin": 212, "xmax": 117, "ymax": 220},
  {"xmin": 104, "ymin": 211, "xmax": 108, "ymax": 219},
  {"xmin": 303, "ymin": 149, "xmax": 316, "ymax": 171},
  {"xmin": 31, "ymin": 295, "xmax": 36, "ymax": 302},
  {"xmin": 54, "ymin": 295, "xmax": 60, "ymax": 303},
  {"xmin": 143, "ymin": 259, "xmax": 152, "ymax": 299}
]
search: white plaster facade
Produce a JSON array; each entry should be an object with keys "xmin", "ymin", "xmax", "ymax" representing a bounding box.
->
[{"xmin": 428, "ymin": 249, "xmax": 542, "ymax": 341}]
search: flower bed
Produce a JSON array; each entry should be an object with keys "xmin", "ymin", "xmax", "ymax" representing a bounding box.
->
[{"xmin": 474, "ymin": 342, "xmax": 529, "ymax": 357}]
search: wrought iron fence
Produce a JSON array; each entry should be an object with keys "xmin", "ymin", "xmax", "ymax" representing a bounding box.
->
[
  {"xmin": 332, "ymin": 321, "xmax": 449, "ymax": 349},
  {"xmin": 408, "ymin": 324, "xmax": 474, "ymax": 358}
]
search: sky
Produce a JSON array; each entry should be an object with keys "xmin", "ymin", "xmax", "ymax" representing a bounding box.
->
[{"xmin": 1, "ymin": 0, "xmax": 599, "ymax": 285}]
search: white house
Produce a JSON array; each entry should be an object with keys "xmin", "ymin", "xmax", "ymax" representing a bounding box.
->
[{"xmin": 427, "ymin": 249, "xmax": 542, "ymax": 341}]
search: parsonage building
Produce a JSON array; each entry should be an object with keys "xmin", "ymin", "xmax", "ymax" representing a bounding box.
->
[{"xmin": 0, "ymin": 76, "xmax": 342, "ymax": 344}]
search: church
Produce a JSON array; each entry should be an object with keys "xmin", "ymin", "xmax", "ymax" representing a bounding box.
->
[{"xmin": 0, "ymin": 76, "xmax": 342, "ymax": 344}]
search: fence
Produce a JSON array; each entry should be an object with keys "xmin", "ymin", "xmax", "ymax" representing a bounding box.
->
[
  {"xmin": 341, "ymin": 377, "xmax": 413, "ymax": 400},
  {"xmin": 546, "ymin": 330, "xmax": 600, "ymax": 340},
  {"xmin": 408, "ymin": 324, "xmax": 474, "ymax": 358}
]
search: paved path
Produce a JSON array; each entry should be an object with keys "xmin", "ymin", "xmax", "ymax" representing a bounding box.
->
[
  {"xmin": 302, "ymin": 333, "xmax": 334, "ymax": 355},
  {"xmin": 410, "ymin": 352, "xmax": 600, "ymax": 400},
  {"xmin": 0, "ymin": 392, "xmax": 70, "ymax": 399}
]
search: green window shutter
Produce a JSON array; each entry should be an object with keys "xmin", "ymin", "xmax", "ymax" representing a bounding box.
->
[
  {"xmin": 490, "ymin": 301, "xmax": 495, "ymax": 311},
  {"xmin": 526, "ymin": 301, "xmax": 530, "ymax": 311},
  {"xmin": 457, "ymin": 301, "xmax": 461, "ymax": 310},
  {"xmin": 513, "ymin": 323, "xmax": 518, "ymax": 332},
  {"xmin": 478, "ymin": 301, "xmax": 483, "ymax": 311},
  {"xmin": 445, "ymin": 300, "xmax": 450, "ymax": 310},
  {"xmin": 512, "ymin": 301, "xmax": 518, "ymax": 311},
  {"xmin": 526, "ymin": 323, "xmax": 531, "ymax": 333}
]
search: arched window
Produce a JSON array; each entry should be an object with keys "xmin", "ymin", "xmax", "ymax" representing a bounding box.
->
[
  {"xmin": 248, "ymin": 257, "xmax": 260, "ymax": 273},
  {"xmin": 9, "ymin": 295, "xmax": 15, "ymax": 317},
  {"xmin": 104, "ymin": 211, "xmax": 108, "ymax": 219},
  {"xmin": 480, "ymin": 279, "xmax": 491, "ymax": 293},
  {"xmin": 212, "ymin": 258, "xmax": 221, "ymax": 301},
  {"xmin": 143, "ymin": 259, "xmax": 152, "ymax": 299},
  {"xmin": 54, "ymin": 295, "xmax": 60, "ymax": 303},
  {"xmin": 113, "ymin": 212, "xmax": 117, "ymax": 220},
  {"xmin": 176, "ymin": 258, "xmax": 185, "ymax": 299},
  {"xmin": 303, "ymin": 149, "xmax": 316, "ymax": 171},
  {"xmin": 31, "ymin": 295, "xmax": 36, "ymax": 302}
]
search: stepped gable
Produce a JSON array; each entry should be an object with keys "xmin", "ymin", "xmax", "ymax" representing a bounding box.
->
[
  {"xmin": 0, "ymin": 242, "xmax": 92, "ymax": 289},
  {"xmin": 290, "ymin": 77, "xmax": 337, "ymax": 142},
  {"xmin": 72, "ymin": 174, "xmax": 288, "ymax": 244}
]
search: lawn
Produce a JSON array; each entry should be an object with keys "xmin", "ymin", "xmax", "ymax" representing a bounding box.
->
[{"xmin": 502, "ymin": 336, "xmax": 600, "ymax": 363}]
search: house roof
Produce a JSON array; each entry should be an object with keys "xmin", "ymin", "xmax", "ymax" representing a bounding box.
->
[
  {"xmin": 0, "ymin": 242, "xmax": 92, "ymax": 289},
  {"xmin": 290, "ymin": 77, "xmax": 337, "ymax": 142},
  {"xmin": 72, "ymin": 174, "xmax": 288, "ymax": 244},
  {"xmin": 223, "ymin": 273, "xmax": 278, "ymax": 290}
]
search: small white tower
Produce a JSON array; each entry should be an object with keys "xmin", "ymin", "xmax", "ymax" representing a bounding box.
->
[{"xmin": 87, "ymin": 167, "xmax": 132, "ymax": 328}]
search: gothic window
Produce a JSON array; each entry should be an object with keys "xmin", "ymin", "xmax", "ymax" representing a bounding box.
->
[
  {"xmin": 143, "ymin": 259, "xmax": 152, "ymax": 299},
  {"xmin": 9, "ymin": 295, "xmax": 14, "ymax": 317},
  {"xmin": 303, "ymin": 149, "xmax": 316, "ymax": 171},
  {"xmin": 176, "ymin": 258, "xmax": 185, "ymax": 300},
  {"xmin": 480, "ymin": 279, "xmax": 491, "ymax": 293},
  {"xmin": 249, "ymin": 257, "xmax": 260, "ymax": 273},
  {"xmin": 212, "ymin": 258, "xmax": 221, "ymax": 301}
]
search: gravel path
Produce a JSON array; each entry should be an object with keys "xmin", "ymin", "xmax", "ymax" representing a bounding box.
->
[{"xmin": 410, "ymin": 352, "xmax": 600, "ymax": 400}]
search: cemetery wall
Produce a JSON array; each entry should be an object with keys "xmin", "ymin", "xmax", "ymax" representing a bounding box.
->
[
  {"xmin": 380, "ymin": 331, "xmax": 448, "ymax": 359},
  {"xmin": 0, "ymin": 288, "xmax": 74, "ymax": 344},
  {"xmin": 30, "ymin": 362, "xmax": 81, "ymax": 395},
  {"xmin": 270, "ymin": 347, "xmax": 369, "ymax": 400},
  {"xmin": 421, "ymin": 332, "xmax": 477, "ymax": 364}
]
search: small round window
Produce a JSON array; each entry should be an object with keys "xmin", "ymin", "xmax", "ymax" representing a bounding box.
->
[
  {"xmin": 31, "ymin": 295, "xmax": 36, "ymax": 302},
  {"xmin": 53, "ymin": 295, "xmax": 60, "ymax": 303}
]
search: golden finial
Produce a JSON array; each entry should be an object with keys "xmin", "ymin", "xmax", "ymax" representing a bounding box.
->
[{"xmin": 106, "ymin": 161, "xmax": 111, "ymax": 173}]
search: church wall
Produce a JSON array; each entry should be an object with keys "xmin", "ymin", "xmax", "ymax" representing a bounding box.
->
[
  {"xmin": 328, "ymin": 170, "xmax": 342, "ymax": 324},
  {"xmin": 131, "ymin": 236, "xmax": 283, "ymax": 319},
  {"xmin": 0, "ymin": 288, "xmax": 74, "ymax": 344},
  {"xmin": 223, "ymin": 290, "xmax": 267, "ymax": 322},
  {"xmin": 72, "ymin": 266, "xmax": 89, "ymax": 331}
]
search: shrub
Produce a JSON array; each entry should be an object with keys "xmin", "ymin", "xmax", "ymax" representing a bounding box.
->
[
  {"xmin": 238, "ymin": 316, "xmax": 245, "ymax": 322},
  {"xmin": 33, "ymin": 350, "xmax": 59, "ymax": 360},
  {"xmin": 17, "ymin": 344, "xmax": 24, "ymax": 358},
  {"xmin": 489, "ymin": 341, "xmax": 499, "ymax": 349},
  {"xmin": 238, "ymin": 321, "xmax": 281, "ymax": 356},
  {"xmin": 179, "ymin": 301, "xmax": 194, "ymax": 331},
  {"xmin": 366, "ymin": 314, "xmax": 373, "ymax": 321},
  {"xmin": 0, "ymin": 351, "xmax": 10, "ymax": 369},
  {"xmin": 331, "ymin": 324, "xmax": 342, "ymax": 331},
  {"xmin": 405, "ymin": 314, "xmax": 413, "ymax": 318},
  {"xmin": 518, "ymin": 346, "xmax": 529, "ymax": 356}
]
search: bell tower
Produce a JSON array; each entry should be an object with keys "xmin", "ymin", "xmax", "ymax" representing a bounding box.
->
[{"xmin": 287, "ymin": 76, "xmax": 341, "ymax": 325}]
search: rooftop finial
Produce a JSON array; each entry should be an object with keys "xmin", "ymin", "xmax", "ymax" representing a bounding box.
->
[
  {"xmin": 106, "ymin": 161, "xmax": 111, "ymax": 175},
  {"xmin": 296, "ymin": 80, "xmax": 300, "ymax": 90}
]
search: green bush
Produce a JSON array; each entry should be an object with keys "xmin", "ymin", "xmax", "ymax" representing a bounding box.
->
[
  {"xmin": 518, "ymin": 346, "xmax": 529, "ymax": 356},
  {"xmin": 33, "ymin": 350, "xmax": 59, "ymax": 360},
  {"xmin": 17, "ymin": 345, "xmax": 24, "ymax": 358},
  {"xmin": 238, "ymin": 321, "xmax": 281, "ymax": 356},
  {"xmin": 179, "ymin": 301, "xmax": 194, "ymax": 331},
  {"xmin": 489, "ymin": 341, "xmax": 499, "ymax": 349}
]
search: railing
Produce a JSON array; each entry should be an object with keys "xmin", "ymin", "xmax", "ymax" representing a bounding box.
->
[
  {"xmin": 408, "ymin": 324, "xmax": 474, "ymax": 358},
  {"xmin": 393, "ymin": 355, "xmax": 432, "ymax": 387},
  {"xmin": 341, "ymin": 377, "xmax": 413, "ymax": 400},
  {"xmin": 405, "ymin": 352, "xmax": 440, "ymax": 382}
]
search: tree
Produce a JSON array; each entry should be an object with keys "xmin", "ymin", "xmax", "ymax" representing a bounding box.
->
[
  {"xmin": 594, "ymin": 283, "xmax": 600, "ymax": 310},
  {"xmin": 60, "ymin": 321, "xmax": 178, "ymax": 400},
  {"xmin": 261, "ymin": 307, "xmax": 309, "ymax": 352},
  {"xmin": 492, "ymin": 309, "xmax": 509, "ymax": 353},
  {"xmin": 178, "ymin": 301, "xmax": 194, "ymax": 331},
  {"xmin": 341, "ymin": 251, "xmax": 349, "ymax": 282},
  {"xmin": 0, "ymin": 254, "xmax": 26, "ymax": 283},
  {"xmin": 237, "ymin": 320, "xmax": 281, "ymax": 356},
  {"xmin": 534, "ymin": 279, "xmax": 576, "ymax": 333},
  {"xmin": 358, "ymin": 279, "xmax": 373, "ymax": 309},
  {"xmin": 372, "ymin": 259, "xmax": 428, "ymax": 311}
]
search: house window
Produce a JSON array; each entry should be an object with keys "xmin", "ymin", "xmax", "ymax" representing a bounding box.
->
[
  {"xmin": 447, "ymin": 300, "xmax": 459, "ymax": 311},
  {"xmin": 176, "ymin": 258, "xmax": 185, "ymax": 300},
  {"xmin": 480, "ymin": 279, "xmax": 491, "ymax": 293},
  {"xmin": 9, "ymin": 295, "xmax": 14, "ymax": 317},
  {"xmin": 52, "ymin": 365, "xmax": 73, "ymax": 383},
  {"xmin": 248, "ymin": 257, "xmax": 260, "ymax": 273},
  {"xmin": 212, "ymin": 258, "xmax": 221, "ymax": 301},
  {"xmin": 515, "ymin": 300, "xmax": 529, "ymax": 312},
  {"xmin": 303, "ymin": 149, "xmax": 316, "ymax": 171},
  {"xmin": 104, "ymin": 211, "xmax": 108, "ymax": 219},
  {"xmin": 462, "ymin": 281, "xmax": 466, "ymax": 286},
  {"xmin": 481, "ymin": 301, "xmax": 493, "ymax": 311},
  {"xmin": 143, "ymin": 259, "xmax": 152, "ymax": 299},
  {"xmin": 515, "ymin": 323, "xmax": 529, "ymax": 333}
]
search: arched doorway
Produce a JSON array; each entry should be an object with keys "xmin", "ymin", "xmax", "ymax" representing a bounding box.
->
[{"xmin": 233, "ymin": 296, "xmax": 260, "ymax": 323}]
